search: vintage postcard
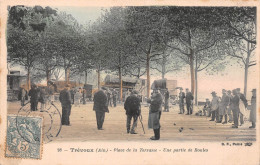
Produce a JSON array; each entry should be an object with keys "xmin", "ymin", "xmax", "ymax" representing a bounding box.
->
[{"xmin": 0, "ymin": 0, "xmax": 259, "ymax": 164}]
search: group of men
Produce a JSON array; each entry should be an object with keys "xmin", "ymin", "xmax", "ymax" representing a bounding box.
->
[
  {"xmin": 178, "ymin": 88, "xmax": 194, "ymax": 115},
  {"xmin": 203, "ymin": 88, "xmax": 256, "ymax": 129}
]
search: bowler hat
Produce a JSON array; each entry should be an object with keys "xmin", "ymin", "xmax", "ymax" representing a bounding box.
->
[
  {"xmin": 211, "ymin": 91, "xmax": 217, "ymax": 95},
  {"xmin": 251, "ymin": 89, "xmax": 256, "ymax": 92}
]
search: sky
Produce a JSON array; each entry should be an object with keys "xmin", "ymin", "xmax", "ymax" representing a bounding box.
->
[{"xmin": 8, "ymin": 6, "xmax": 258, "ymax": 101}]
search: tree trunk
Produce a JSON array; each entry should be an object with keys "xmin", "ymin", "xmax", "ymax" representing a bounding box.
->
[
  {"xmin": 244, "ymin": 40, "xmax": 251, "ymax": 97},
  {"xmin": 65, "ymin": 67, "xmax": 70, "ymax": 85},
  {"xmin": 97, "ymin": 68, "xmax": 100, "ymax": 90},
  {"xmin": 85, "ymin": 71, "xmax": 88, "ymax": 85},
  {"xmin": 119, "ymin": 67, "xmax": 123, "ymax": 102},
  {"xmin": 195, "ymin": 58, "xmax": 198, "ymax": 105},
  {"xmin": 162, "ymin": 53, "xmax": 166, "ymax": 79},
  {"xmin": 188, "ymin": 29, "xmax": 195, "ymax": 95},
  {"xmin": 27, "ymin": 68, "xmax": 31, "ymax": 90},
  {"xmin": 46, "ymin": 67, "xmax": 50, "ymax": 86},
  {"xmin": 146, "ymin": 45, "xmax": 151, "ymax": 98}
]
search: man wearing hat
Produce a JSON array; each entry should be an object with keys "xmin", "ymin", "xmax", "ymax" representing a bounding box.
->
[
  {"xmin": 203, "ymin": 98, "xmax": 211, "ymax": 116},
  {"xmin": 209, "ymin": 91, "xmax": 219, "ymax": 121},
  {"xmin": 59, "ymin": 84, "xmax": 72, "ymax": 126},
  {"xmin": 124, "ymin": 90, "xmax": 141, "ymax": 134},
  {"xmin": 249, "ymin": 89, "xmax": 256, "ymax": 128},
  {"xmin": 227, "ymin": 90, "xmax": 233, "ymax": 123},
  {"xmin": 236, "ymin": 88, "xmax": 248, "ymax": 126},
  {"xmin": 93, "ymin": 87, "xmax": 109, "ymax": 130},
  {"xmin": 218, "ymin": 89, "xmax": 229, "ymax": 124},
  {"xmin": 231, "ymin": 89, "xmax": 240, "ymax": 128},
  {"xmin": 28, "ymin": 84, "xmax": 40, "ymax": 111},
  {"xmin": 185, "ymin": 88, "xmax": 194, "ymax": 115},
  {"xmin": 178, "ymin": 87, "xmax": 185, "ymax": 114},
  {"xmin": 148, "ymin": 88, "xmax": 163, "ymax": 140}
]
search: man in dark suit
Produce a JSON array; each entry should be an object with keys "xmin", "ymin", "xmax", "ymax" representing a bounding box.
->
[
  {"xmin": 178, "ymin": 87, "xmax": 185, "ymax": 114},
  {"xmin": 93, "ymin": 87, "xmax": 109, "ymax": 130},
  {"xmin": 59, "ymin": 84, "xmax": 72, "ymax": 126},
  {"xmin": 28, "ymin": 84, "xmax": 39, "ymax": 111},
  {"xmin": 231, "ymin": 89, "xmax": 240, "ymax": 128},
  {"xmin": 185, "ymin": 88, "xmax": 194, "ymax": 115},
  {"xmin": 124, "ymin": 90, "xmax": 141, "ymax": 134}
]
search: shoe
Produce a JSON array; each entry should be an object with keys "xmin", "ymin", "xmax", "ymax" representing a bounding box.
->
[
  {"xmin": 232, "ymin": 126, "xmax": 238, "ymax": 128},
  {"xmin": 228, "ymin": 121, "xmax": 233, "ymax": 123},
  {"xmin": 150, "ymin": 136, "xmax": 159, "ymax": 140},
  {"xmin": 185, "ymin": 114, "xmax": 190, "ymax": 115},
  {"xmin": 127, "ymin": 130, "xmax": 130, "ymax": 134},
  {"xmin": 222, "ymin": 122, "xmax": 227, "ymax": 124},
  {"xmin": 216, "ymin": 121, "xmax": 222, "ymax": 123},
  {"xmin": 178, "ymin": 113, "xmax": 182, "ymax": 114},
  {"xmin": 209, "ymin": 119, "xmax": 214, "ymax": 121},
  {"xmin": 98, "ymin": 128, "xmax": 104, "ymax": 130},
  {"xmin": 249, "ymin": 126, "xmax": 255, "ymax": 129},
  {"xmin": 130, "ymin": 132, "xmax": 137, "ymax": 134}
]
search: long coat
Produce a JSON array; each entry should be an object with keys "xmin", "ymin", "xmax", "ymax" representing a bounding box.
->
[
  {"xmin": 148, "ymin": 93, "xmax": 162, "ymax": 129},
  {"xmin": 230, "ymin": 95, "xmax": 240, "ymax": 112},
  {"xmin": 211, "ymin": 96, "xmax": 219, "ymax": 112},
  {"xmin": 239, "ymin": 93, "xmax": 248, "ymax": 115},
  {"xmin": 249, "ymin": 96, "xmax": 256, "ymax": 123},
  {"xmin": 219, "ymin": 94, "xmax": 229, "ymax": 115},
  {"xmin": 124, "ymin": 94, "xmax": 141, "ymax": 116},
  {"xmin": 93, "ymin": 90, "xmax": 109, "ymax": 112}
]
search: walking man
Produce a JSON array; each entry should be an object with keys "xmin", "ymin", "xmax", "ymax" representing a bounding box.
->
[
  {"xmin": 148, "ymin": 88, "xmax": 163, "ymax": 140},
  {"xmin": 124, "ymin": 90, "xmax": 141, "ymax": 134},
  {"xmin": 93, "ymin": 87, "xmax": 109, "ymax": 130},
  {"xmin": 178, "ymin": 87, "xmax": 185, "ymax": 114},
  {"xmin": 59, "ymin": 84, "xmax": 72, "ymax": 126},
  {"xmin": 185, "ymin": 88, "xmax": 194, "ymax": 115}
]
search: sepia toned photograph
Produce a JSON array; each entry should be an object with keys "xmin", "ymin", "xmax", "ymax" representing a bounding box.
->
[{"xmin": 0, "ymin": 1, "xmax": 259, "ymax": 164}]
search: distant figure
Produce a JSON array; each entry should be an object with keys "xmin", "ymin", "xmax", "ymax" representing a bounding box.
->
[
  {"xmin": 178, "ymin": 88, "xmax": 185, "ymax": 114},
  {"xmin": 185, "ymin": 88, "xmax": 194, "ymax": 115},
  {"xmin": 227, "ymin": 90, "xmax": 233, "ymax": 123},
  {"xmin": 148, "ymin": 88, "xmax": 163, "ymax": 140},
  {"xmin": 18, "ymin": 86, "xmax": 27, "ymax": 106},
  {"xmin": 93, "ymin": 87, "xmax": 109, "ymax": 130},
  {"xmin": 124, "ymin": 90, "xmax": 141, "ymax": 134},
  {"xmin": 203, "ymin": 98, "xmax": 211, "ymax": 116},
  {"xmin": 39, "ymin": 87, "xmax": 47, "ymax": 112},
  {"xmin": 28, "ymin": 84, "xmax": 39, "ymax": 111},
  {"xmin": 218, "ymin": 89, "xmax": 229, "ymax": 124},
  {"xmin": 82, "ymin": 88, "xmax": 86, "ymax": 104},
  {"xmin": 107, "ymin": 89, "xmax": 112, "ymax": 107},
  {"xmin": 70, "ymin": 88, "xmax": 76, "ymax": 104},
  {"xmin": 209, "ymin": 91, "xmax": 219, "ymax": 122},
  {"xmin": 249, "ymin": 89, "xmax": 256, "ymax": 129},
  {"xmin": 74, "ymin": 90, "xmax": 81, "ymax": 107},
  {"xmin": 112, "ymin": 89, "xmax": 117, "ymax": 107},
  {"xmin": 236, "ymin": 88, "xmax": 248, "ymax": 126},
  {"xmin": 231, "ymin": 89, "xmax": 240, "ymax": 128},
  {"xmin": 163, "ymin": 88, "xmax": 170, "ymax": 112},
  {"xmin": 59, "ymin": 84, "xmax": 72, "ymax": 126}
]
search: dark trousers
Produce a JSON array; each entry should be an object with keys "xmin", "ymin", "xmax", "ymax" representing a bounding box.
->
[
  {"xmin": 127, "ymin": 114, "xmax": 138, "ymax": 133},
  {"xmin": 179, "ymin": 102, "xmax": 185, "ymax": 113},
  {"xmin": 113, "ymin": 98, "xmax": 117, "ymax": 107},
  {"xmin": 108, "ymin": 98, "xmax": 112, "ymax": 107},
  {"xmin": 21, "ymin": 96, "xmax": 25, "ymax": 106},
  {"xmin": 62, "ymin": 104, "xmax": 71, "ymax": 125},
  {"xmin": 187, "ymin": 103, "xmax": 192, "ymax": 114},
  {"xmin": 211, "ymin": 109, "xmax": 219, "ymax": 121},
  {"xmin": 30, "ymin": 100, "xmax": 37, "ymax": 111},
  {"xmin": 232, "ymin": 110, "xmax": 239, "ymax": 127},
  {"xmin": 153, "ymin": 128, "xmax": 160, "ymax": 140},
  {"xmin": 239, "ymin": 113, "xmax": 244, "ymax": 125},
  {"xmin": 95, "ymin": 111, "xmax": 105, "ymax": 129}
]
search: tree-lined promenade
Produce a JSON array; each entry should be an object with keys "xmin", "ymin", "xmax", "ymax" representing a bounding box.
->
[{"xmin": 7, "ymin": 6, "xmax": 256, "ymax": 103}]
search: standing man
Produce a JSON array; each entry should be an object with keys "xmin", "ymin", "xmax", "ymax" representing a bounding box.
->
[
  {"xmin": 59, "ymin": 84, "xmax": 72, "ymax": 126},
  {"xmin": 148, "ymin": 88, "xmax": 163, "ymax": 140},
  {"xmin": 231, "ymin": 89, "xmax": 240, "ymax": 128},
  {"xmin": 112, "ymin": 89, "xmax": 117, "ymax": 107},
  {"xmin": 209, "ymin": 91, "xmax": 219, "ymax": 121},
  {"xmin": 218, "ymin": 89, "xmax": 229, "ymax": 124},
  {"xmin": 19, "ymin": 85, "xmax": 27, "ymax": 106},
  {"xmin": 107, "ymin": 89, "xmax": 112, "ymax": 107},
  {"xmin": 249, "ymin": 89, "xmax": 256, "ymax": 128},
  {"xmin": 227, "ymin": 90, "xmax": 233, "ymax": 123},
  {"xmin": 93, "ymin": 87, "xmax": 109, "ymax": 130},
  {"xmin": 28, "ymin": 84, "xmax": 39, "ymax": 111},
  {"xmin": 236, "ymin": 88, "xmax": 248, "ymax": 126},
  {"xmin": 164, "ymin": 88, "xmax": 170, "ymax": 112},
  {"xmin": 70, "ymin": 87, "xmax": 75, "ymax": 104},
  {"xmin": 178, "ymin": 87, "xmax": 185, "ymax": 114},
  {"xmin": 124, "ymin": 90, "xmax": 141, "ymax": 134},
  {"xmin": 203, "ymin": 98, "xmax": 211, "ymax": 117},
  {"xmin": 185, "ymin": 88, "xmax": 194, "ymax": 115}
]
